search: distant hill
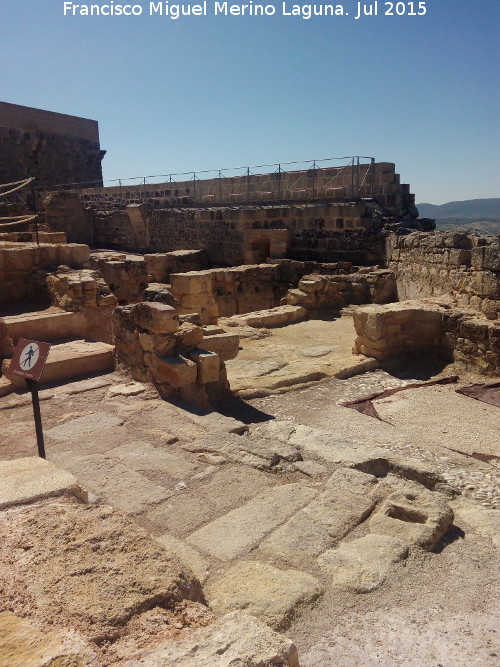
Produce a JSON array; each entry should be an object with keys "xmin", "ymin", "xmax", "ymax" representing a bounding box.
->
[{"xmin": 416, "ymin": 198, "xmax": 500, "ymax": 235}]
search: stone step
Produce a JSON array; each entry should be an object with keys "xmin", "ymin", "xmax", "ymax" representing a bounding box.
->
[
  {"xmin": 226, "ymin": 305, "xmax": 308, "ymax": 328},
  {"xmin": 2, "ymin": 309, "xmax": 88, "ymax": 345},
  {"xmin": 3, "ymin": 339, "xmax": 114, "ymax": 390}
]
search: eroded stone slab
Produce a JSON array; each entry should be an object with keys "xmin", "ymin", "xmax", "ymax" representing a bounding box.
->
[
  {"xmin": 0, "ymin": 612, "xmax": 98, "ymax": 667},
  {"xmin": 49, "ymin": 452, "xmax": 172, "ymax": 514},
  {"xmin": 107, "ymin": 441, "xmax": 199, "ymax": 480},
  {"xmin": 155, "ymin": 533, "xmax": 210, "ymax": 583},
  {"xmin": 317, "ymin": 534, "xmax": 408, "ymax": 593},
  {"xmin": 206, "ymin": 561, "xmax": 323, "ymax": 631},
  {"xmin": 45, "ymin": 412, "xmax": 124, "ymax": 442},
  {"xmin": 0, "ymin": 503, "xmax": 202, "ymax": 635},
  {"xmin": 369, "ymin": 488, "xmax": 454, "ymax": 551},
  {"xmin": 122, "ymin": 610, "xmax": 299, "ymax": 667},
  {"xmin": 0, "ymin": 457, "xmax": 85, "ymax": 510},
  {"xmin": 259, "ymin": 486, "xmax": 375, "ymax": 567},
  {"xmin": 187, "ymin": 483, "xmax": 317, "ymax": 560}
]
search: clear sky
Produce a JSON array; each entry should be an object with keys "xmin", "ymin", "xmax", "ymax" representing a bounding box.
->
[{"xmin": 1, "ymin": 0, "xmax": 498, "ymax": 204}]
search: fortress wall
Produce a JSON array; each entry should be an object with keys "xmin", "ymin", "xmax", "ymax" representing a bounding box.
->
[
  {"xmin": 0, "ymin": 102, "xmax": 104, "ymax": 187},
  {"xmin": 387, "ymin": 231, "xmax": 500, "ymax": 320}
]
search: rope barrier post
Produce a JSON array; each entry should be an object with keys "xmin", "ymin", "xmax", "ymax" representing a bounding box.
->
[{"xmin": 30, "ymin": 177, "xmax": 39, "ymax": 245}]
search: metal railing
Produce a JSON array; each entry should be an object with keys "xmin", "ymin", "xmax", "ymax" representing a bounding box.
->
[{"xmin": 39, "ymin": 156, "xmax": 376, "ymax": 210}]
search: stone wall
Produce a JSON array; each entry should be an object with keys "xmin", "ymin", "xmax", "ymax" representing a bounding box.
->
[
  {"xmin": 285, "ymin": 270, "xmax": 396, "ymax": 314},
  {"xmin": 145, "ymin": 249, "xmax": 209, "ymax": 282},
  {"xmin": 353, "ymin": 301, "xmax": 500, "ymax": 376},
  {"xmin": 387, "ymin": 232, "xmax": 500, "ymax": 320},
  {"xmin": 113, "ymin": 302, "xmax": 239, "ymax": 406},
  {"xmin": 0, "ymin": 102, "xmax": 104, "ymax": 188},
  {"xmin": 0, "ymin": 241, "xmax": 90, "ymax": 306},
  {"xmin": 169, "ymin": 260, "xmax": 359, "ymax": 325},
  {"xmin": 43, "ymin": 191, "xmax": 94, "ymax": 245},
  {"xmin": 89, "ymin": 161, "xmax": 414, "ymax": 218},
  {"xmin": 90, "ymin": 252, "xmax": 149, "ymax": 304}
]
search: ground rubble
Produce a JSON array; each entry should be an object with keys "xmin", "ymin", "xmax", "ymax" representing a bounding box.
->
[{"xmin": 0, "ymin": 371, "xmax": 499, "ymax": 666}]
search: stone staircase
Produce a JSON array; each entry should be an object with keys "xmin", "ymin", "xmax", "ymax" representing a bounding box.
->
[{"xmin": 0, "ymin": 308, "xmax": 114, "ymax": 395}]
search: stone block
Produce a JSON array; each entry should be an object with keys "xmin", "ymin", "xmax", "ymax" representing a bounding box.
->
[
  {"xmin": 3, "ymin": 503, "xmax": 202, "ymax": 632},
  {"xmin": 201, "ymin": 332, "xmax": 240, "ymax": 361},
  {"xmin": 0, "ymin": 457, "xmax": 87, "ymax": 509},
  {"xmin": 149, "ymin": 353, "xmax": 198, "ymax": 388},
  {"xmin": 187, "ymin": 483, "xmax": 317, "ymax": 560},
  {"xmin": 125, "ymin": 610, "xmax": 299, "ymax": 667},
  {"xmin": 175, "ymin": 322, "xmax": 204, "ymax": 348},
  {"xmin": 317, "ymin": 534, "xmax": 408, "ymax": 593},
  {"xmin": 206, "ymin": 561, "xmax": 323, "ymax": 631},
  {"xmin": 369, "ymin": 489, "xmax": 454, "ymax": 551},
  {"xmin": 131, "ymin": 302, "xmax": 179, "ymax": 334},
  {"xmin": 189, "ymin": 348, "xmax": 220, "ymax": 384}
]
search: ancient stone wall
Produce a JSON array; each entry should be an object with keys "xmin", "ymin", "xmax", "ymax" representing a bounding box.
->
[
  {"xmin": 285, "ymin": 270, "xmax": 396, "ymax": 314},
  {"xmin": 353, "ymin": 301, "xmax": 500, "ymax": 376},
  {"xmin": 387, "ymin": 232, "xmax": 500, "ymax": 320},
  {"xmin": 113, "ymin": 302, "xmax": 239, "ymax": 405},
  {"xmin": 170, "ymin": 260, "xmax": 359, "ymax": 325},
  {"xmin": 90, "ymin": 252, "xmax": 149, "ymax": 304},
  {"xmin": 90, "ymin": 161, "xmax": 414, "ymax": 218},
  {"xmin": 145, "ymin": 250, "xmax": 209, "ymax": 282},
  {"xmin": 0, "ymin": 242, "xmax": 90, "ymax": 306},
  {"xmin": 0, "ymin": 102, "xmax": 104, "ymax": 187},
  {"xmin": 43, "ymin": 192, "xmax": 94, "ymax": 245}
]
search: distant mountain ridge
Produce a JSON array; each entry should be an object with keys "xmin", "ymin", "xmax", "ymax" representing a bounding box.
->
[{"xmin": 416, "ymin": 198, "xmax": 500, "ymax": 234}]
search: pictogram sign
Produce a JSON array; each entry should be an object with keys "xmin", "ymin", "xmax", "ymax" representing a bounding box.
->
[{"xmin": 9, "ymin": 338, "xmax": 51, "ymax": 382}]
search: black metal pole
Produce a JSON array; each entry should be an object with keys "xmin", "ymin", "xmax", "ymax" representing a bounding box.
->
[
  {"xmin": 25, "ymin": 378, "xmax": 46, "ymax": 459},
  {"xmin": 30, "ymin": 177, "xmax": 39, "ymax": 245}
]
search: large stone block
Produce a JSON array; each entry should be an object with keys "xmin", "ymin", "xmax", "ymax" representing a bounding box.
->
[
  {"xmin": 149, "ymin": 353, "xmax": 197, "ymax": 387},
  {"xmin": 201, "ymin": 332, "xmax": 240, "ymax": 361},
  {"xmin": 369, "ymin": 489, "xmax": 454, "ymax": 551},
  {"xmin": 189, "ymin": 349, "xmax": 220, "ymax": 383},
  {"xmin": 131, "ymin": 302, "xmax": 179, "ymax": 334},
  {"xmin": 206, "ymin": 561, "xmax": 323, "ymax": 631}
]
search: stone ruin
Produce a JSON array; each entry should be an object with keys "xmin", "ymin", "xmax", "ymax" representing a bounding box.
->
[{"xmin": 0, "ymin": 147, "xmax": 499, "ymax": 666}]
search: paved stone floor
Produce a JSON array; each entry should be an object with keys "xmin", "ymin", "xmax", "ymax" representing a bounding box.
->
[{"xmin": 1, "ymin": 346, "xmax": 499, "ymax": 665}]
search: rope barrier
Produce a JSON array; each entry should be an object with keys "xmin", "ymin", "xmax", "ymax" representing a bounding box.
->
[
  {"xmin": 0, "ymin": 215, "xmax": 36, "ymax": 228},
  {"xmin": 0, "ymin": 176, "xmax": 35, "ymax": 198}
]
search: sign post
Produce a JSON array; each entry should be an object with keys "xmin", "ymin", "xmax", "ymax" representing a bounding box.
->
[{"xmin": 9, "ymin": 339, "xmax": 51, "ymax": 459}]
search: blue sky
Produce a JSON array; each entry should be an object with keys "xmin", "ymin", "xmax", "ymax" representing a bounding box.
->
[{"xmin": 1, "ymin": 0, "xmax": 498, "ymax": 203}]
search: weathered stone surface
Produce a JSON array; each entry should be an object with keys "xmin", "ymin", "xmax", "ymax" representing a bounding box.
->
[
  {"xmin": 121, "ymin": 610, "xmax": 299, "ymax": 667},
  {"xmin": 187, "ymin": 483, "xmax": 317, "ymax": 560},
  {"xmin": 317, "ymin": 534, "xmax": 408, "ymax": 593},
  {"xmin": 107, "ymin": 441, "xmax": 199, "ymax": 480},
  {"xmin": 0, "ymin": 457, "xmax": 86, "ymax": 510},
  {"xmin": 206, "ymin": 561, "xmax": 323, "ymax": 631},
  {"xmin": 227, "ymin": 305, "xmax": 308, "ymax": 328},
  {"xmin": 189, "ymin": 348, "xmax": 220, "ymax": 383},
  {"xmin": 49, "ymin": 452, "xmax": 172, "ymax": 514},
  {"xmin": 0, "ymin": 612, "xmax": 98, "ymax": 667},
  {"xmin": 155, "ymin": 533, "xmax": 210, "ymax": 583},
  {"xmin": 0, "ymin": 503, "xmax": 202, "ymax": 634},
  {"xmin": 369, "ymin": 488, "xmax": 454, "ymax": 550},
  {"xmin": 131, "ymin": 301, "xmax": 179, "ymax": 334},
  {"xmin": 451, "ymin": 497, "xmax": 500, "ymax": 548},
  {"xmin": 195, "ymin": 465, "xmax": 275, "ymax": 512},
  {"xmin": 175, "ymin": 322, "xmax": 204, "ymax": 348},
  {"xmin": 201, "ymin": 332, "xmax": 240, "ymax": 361},
  {"xmin": 258, "ymin": 487, "xmax": 375, "ymax": 566},
  {"xmin": 141, "ymin": 493, "xmax": 218, "ymax": 538},
  {"xmin": 45, "ymin": 412, "xmax": 124, "ymax": 442}
]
